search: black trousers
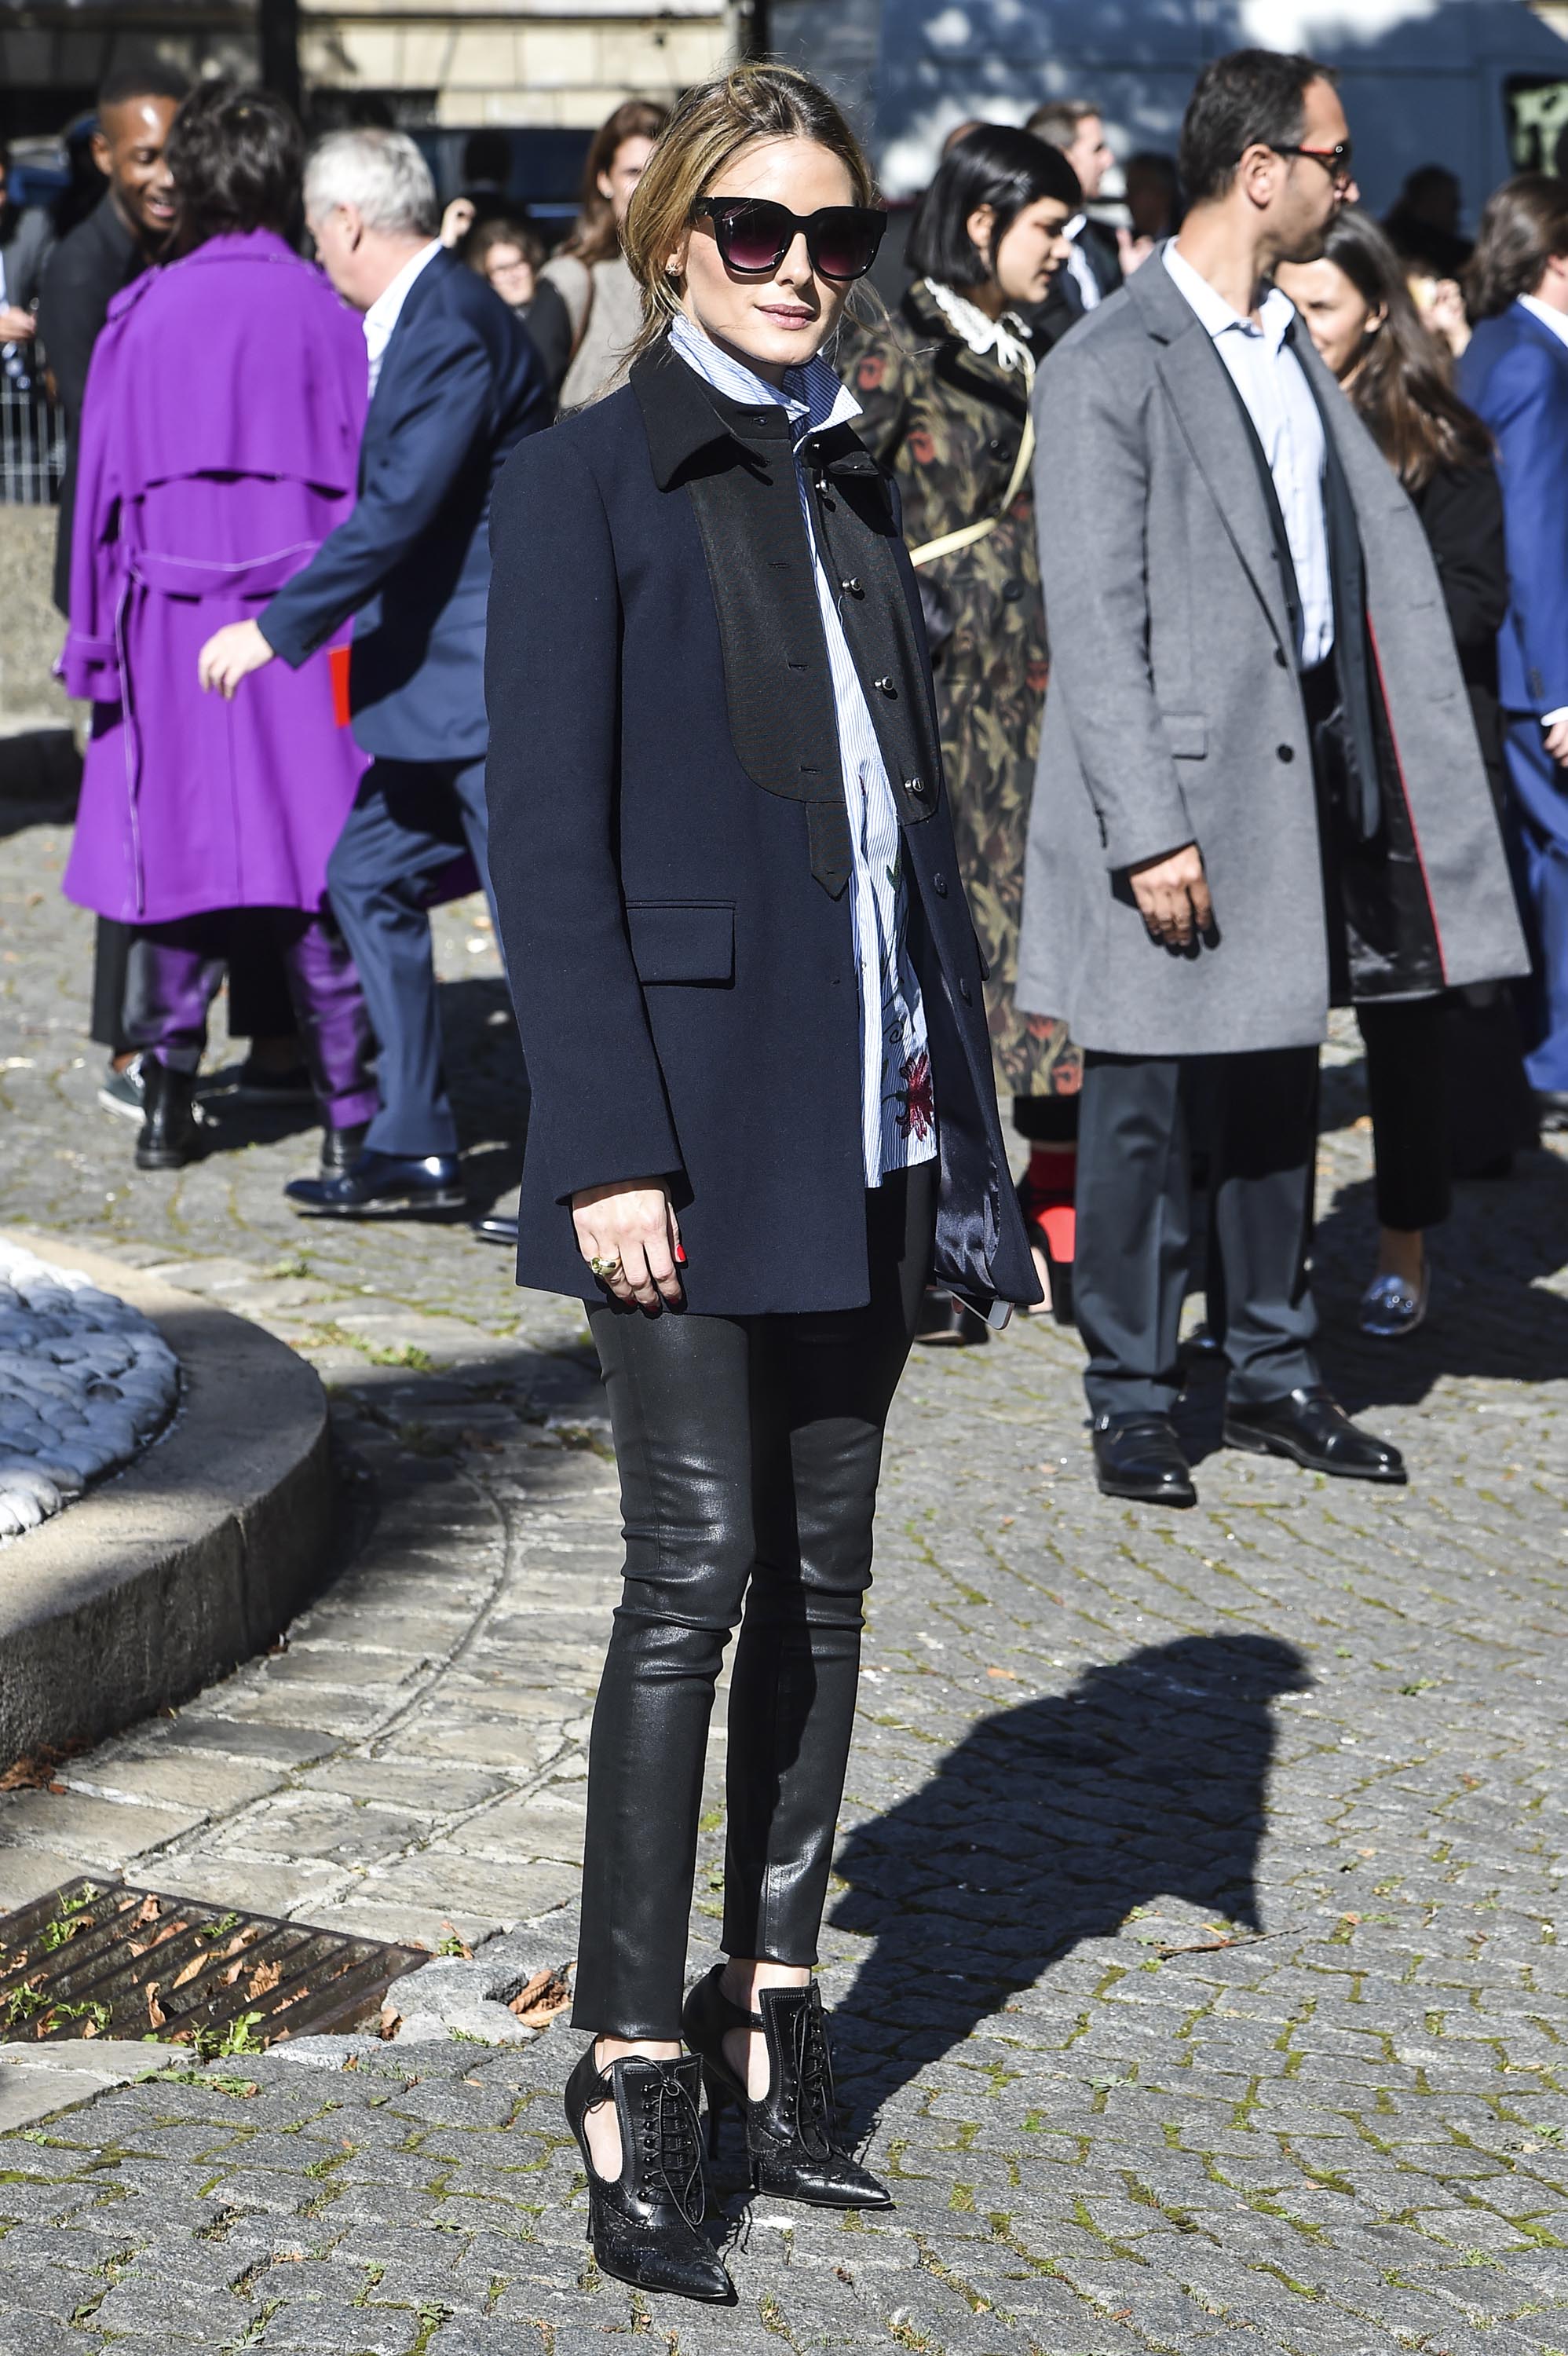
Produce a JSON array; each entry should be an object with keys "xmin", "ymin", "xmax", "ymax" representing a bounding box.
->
[
  {"xmin": 1358, "ymin": 996, "xmax": 1451, "ymax": 1234},
  {"xmin": 90, "ymin": 913, "xmax": 297, "ymax": 1056},
  {"xmin": 572, "ymin": 1162, "xmax": 935, "ymax": 2040},
  {"xmin": 1076, "ymin": 1048, "xmax": 1320, "ymax": 1421}
]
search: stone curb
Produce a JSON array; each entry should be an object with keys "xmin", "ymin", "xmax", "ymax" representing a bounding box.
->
[{"xmin": 0, "ymin": 1230, "xmax": 332, "ymax": 1767}]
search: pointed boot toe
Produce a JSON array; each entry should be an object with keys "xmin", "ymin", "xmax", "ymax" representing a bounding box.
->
[
  {"xmin": 564, "ymin": 2044, "xmax": 733, "ymax": 2304},
  {"xmin": 682, "ymin": 1967, "xmax": 892, "ymax": 2211}
]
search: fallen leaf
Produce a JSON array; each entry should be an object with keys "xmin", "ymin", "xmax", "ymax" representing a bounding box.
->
[
  {"xmin": 172, "ymin": 1954, "xmax": 208, "ymax": 1990},
  {"xmin": 985, "ymin": 1666, "xmax": 1019, "ymax": 1681},
  {"xmin": 247, "ymin": 1960, "xmax": 282, "ymax": 1999},
  {"xmin": 82, "ymin": 2018, "xmax": 99, "ymax": 2040},
  {"xmin": 146, "ymin": 1983, "xmax": 166, "ymax": 2029},
  {"xmin": 134, "ymin": 1897, "xmax": 161, "ymax": 1928},
  {"xmin": 508, "ymin": 1967, "xmax": 572, "ymax": 2025}
]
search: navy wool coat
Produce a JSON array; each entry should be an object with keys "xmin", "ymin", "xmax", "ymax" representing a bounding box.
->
[
  {"xmin": 264, "ymin": 247, "xmax": 550, "ymax": 762},
  {"xmin": 484, "ymin": 335, "xmax": 1040, "ymax": 1319}
]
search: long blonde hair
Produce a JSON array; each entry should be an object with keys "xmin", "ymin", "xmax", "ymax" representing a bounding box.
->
[{"xmin": 620, "ymin": 63, "xmax": 878, "ymax": 362}]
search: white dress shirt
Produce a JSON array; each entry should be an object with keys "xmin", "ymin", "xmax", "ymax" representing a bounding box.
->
[
  {"xmin": 1062, "ymin": 216, "xmax": 1103, "ymax": 313},
  {"xmin": 1164, "ymin": 241, "xmax": 1334, "ymax": 668},
  {"xmin": 668, "ymin": 313, "xmax": 936, "ymax": 1187},
  {"xmin": 362, "ymin": 238, "xmax": 441, "ymax": 396}
]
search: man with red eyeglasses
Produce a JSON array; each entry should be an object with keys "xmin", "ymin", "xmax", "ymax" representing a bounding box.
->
[{"xmin": 1018, "ymin": 47, "xmax": 1526, "ymax": 1508}]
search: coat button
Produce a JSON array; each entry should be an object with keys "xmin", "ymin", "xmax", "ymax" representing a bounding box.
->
[
  {"xmin": 902, "ymin": 776, "xmax": 922, "ymax": 795},
  {"xmin": 1002, "ymin": 580, "xmax": 1024, "ymax": 602},
  {"xmin": 874, "ymin": 677, "xmax": 897, "ymax": 697},
  {"xmin": 933, "ymin": 871, "xmax": 948, "ymax": 896},
  {"xmin": 958, "ymin": 977, "xmax": 973, "ymax": 1005},
  {"xmin": 1277, "ymin": 744, "xmax": 1295, "ymax": 763},
  {"xmin": 988, "ymin": 437, "xmax": 1007, "ymax": 455},
  {"xmin": 840, "ymin": 576, "xmax": 864, "ymax": 597}
]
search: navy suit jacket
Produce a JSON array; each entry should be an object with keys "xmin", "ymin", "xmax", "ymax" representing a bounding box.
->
[
  {"xmin": 262, "ymin": 246, "xmax": 549, "ymax": 762},
  {"xmin": 1460, "ymin": 301, "xmax": 1568, "ymax": 719}
]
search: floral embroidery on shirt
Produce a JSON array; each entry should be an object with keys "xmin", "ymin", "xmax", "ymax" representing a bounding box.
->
[{"xmin": 894, "ymin": 1049, "xmax": 935, "ymax": 1140}]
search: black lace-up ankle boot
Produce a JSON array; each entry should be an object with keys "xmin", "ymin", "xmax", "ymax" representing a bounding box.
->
[
  {"xmin": 563, "ymin": 2043, "xmax": 733, "ymax": 2303},
  {"xmin": 682, "ymin": 1967, "xmax": 892, "ymax": 2208}
]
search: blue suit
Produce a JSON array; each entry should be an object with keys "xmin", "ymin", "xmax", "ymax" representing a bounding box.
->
[
  {"xmin": 1461, "ymin": 301, "xmax": 1568, "ymax": 1090},
  {"xmin": 263, "ymin": 247, "xmax": 550, "ymax": 1156}
]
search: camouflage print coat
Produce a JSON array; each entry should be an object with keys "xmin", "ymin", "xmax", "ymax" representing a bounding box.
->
[{"xmin": 845, "ymin": 280, "xmax": 1080, "ymax": 1105}]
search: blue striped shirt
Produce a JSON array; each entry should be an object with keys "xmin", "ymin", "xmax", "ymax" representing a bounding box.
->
[{"xmin": 668, "ymin": 315, "xmax": 935, "ymax": 1186}]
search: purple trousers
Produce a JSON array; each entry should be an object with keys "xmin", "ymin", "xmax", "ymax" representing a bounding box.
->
[{"xmin": 126, "ymin": 909, "xmax": 378, "ymax": 1131}]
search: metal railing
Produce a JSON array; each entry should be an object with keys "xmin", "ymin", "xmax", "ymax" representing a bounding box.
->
[{"xmin": 0, "ymin": 337, "xmax": 65, "ymax": 506}]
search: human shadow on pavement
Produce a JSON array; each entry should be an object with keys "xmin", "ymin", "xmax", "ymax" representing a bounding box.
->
[{"xmin": 825, "ymin": 1632, "xmax": 1309, "ymax": 2130}]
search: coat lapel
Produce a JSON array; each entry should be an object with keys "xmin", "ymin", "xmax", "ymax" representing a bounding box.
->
[{"xmin": 1128, "ymin": 259, "xmax": 1295, "ymax": 659}]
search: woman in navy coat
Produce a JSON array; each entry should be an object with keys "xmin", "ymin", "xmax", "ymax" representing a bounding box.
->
[{"xmin": 484, "ymin": 62, "xmax": 1037, "ymax": 2303}]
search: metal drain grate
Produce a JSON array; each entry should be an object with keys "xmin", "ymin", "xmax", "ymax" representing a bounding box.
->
[{"xmin": 0, "ymin": 1879, "xmax": 427, "ymax": 2053}]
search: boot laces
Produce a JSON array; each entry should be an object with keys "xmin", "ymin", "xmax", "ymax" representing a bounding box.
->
[
  {"xmin": 791, "ymin": 1996, "xmax": 837, "ymax": 2155},
  {"xmin": 638, "ymin": 2065, "xmax": 705, "ymax": 2227}
]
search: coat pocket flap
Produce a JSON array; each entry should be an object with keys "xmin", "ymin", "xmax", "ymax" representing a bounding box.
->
[
  {"xmin": 1160, "ymin": 711, "xmax": 1208, "ymax": 759},
  {"xmin": 626, "ymin": 900, "xmax": 736, "ymax": 984}
]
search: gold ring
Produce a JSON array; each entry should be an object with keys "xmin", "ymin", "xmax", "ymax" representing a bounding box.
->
[{"xmin": 590, "ymin": 1253, "xmax": 623, "ymax": 1281}]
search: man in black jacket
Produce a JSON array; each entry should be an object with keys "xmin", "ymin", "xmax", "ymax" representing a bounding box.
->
[
  {"xmin": 35, "ymin": 61, "xmax": 228, "ymax": 1117},
  {"xmin": 1025, "ymin": 98, "xmax": 1123, "ymax": 351}
]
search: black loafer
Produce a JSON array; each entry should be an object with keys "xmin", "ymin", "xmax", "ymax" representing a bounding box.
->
[
  {"xmin": 1223, "ymin": 1385, "xmax": 1405, "ymax": 1483},
  {"xmin": 470, "ymin": 1212, "xmax": 518, "ymax": 1246},
  {"xmin": 1091, "ymin": 1414, "xmax": 1197, "ymax": 1507},
  {"xmin": 284, "ymin": 1148, "xmax": 466, "ymax": 1219}
]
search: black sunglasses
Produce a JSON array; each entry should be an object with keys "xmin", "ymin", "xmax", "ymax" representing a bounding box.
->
[
  {"xmin": 1272, "ymin": 139, "xmax": 1354, "ymax": 186},
  {"xmin": 692, "ymin": 197, "xmax": 886, "ymax": 284}
]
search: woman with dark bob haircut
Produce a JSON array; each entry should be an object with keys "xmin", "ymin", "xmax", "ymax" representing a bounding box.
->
[
  {"xmin": 485, "ymin": 62, "xmax": 1037, "ymax": 2303},
  {"xmin": 61, "ymin": 82, "xmax": 376, "ymax": 1186},
  {"xmin": 846, "ymin": 125, "xmax": 1084, "ymax": 1340}
]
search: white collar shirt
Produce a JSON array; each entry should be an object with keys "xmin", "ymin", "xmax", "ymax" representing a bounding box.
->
[
  {"xmin": 362, "ymin": 239, "xmax": 441, "ymax": 397},
  {"xmin": 667, "ymin": 313, "xmax": 936, "ymax": 1186},
  {"xmin": 1062, "ymin": 215, "xmax": 1102, "ymax": 313},
  {"xmin": 1164, "ymin": 240, "xmax": 1334, "ymax": 667},
  {"xmin": 1519, "ymin": 291, "xmax": 1568, "ymax": 353}
]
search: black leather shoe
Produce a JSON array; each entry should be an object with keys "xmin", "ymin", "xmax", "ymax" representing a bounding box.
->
[
  {"xmin": 682, "ymin": 1967, "xmax": 892, "ymax": 2210},
  {"xmin": 320, "ymin": 1121, "xmax": 370, "ymax": 1176},
  {"xmin": 563, "ymin": 2044, "xmax": 733, "ymax": 2303},
  {"xmin": 1224, "ymin": 1385, "xmax": 1406, "ymax": 1483},
  {"xmin": 1091, "ymin": 1414, "xmax": 1197, "ymax": 1507},
  {"xmin": 470, "ymin": 1212, "xmax": 518, "ymax": 1246},
  {"xmin": 284, "ymin": 1149, "xmax": 466, "ymax": 1219},
  {"xmin": 135, "ymin": 1061, "xmax": 200, "ymax": 1172}
]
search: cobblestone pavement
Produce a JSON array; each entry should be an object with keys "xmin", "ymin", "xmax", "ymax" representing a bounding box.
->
[{"xmin": 2, "ymin": 807, "xmax": 1568, "ymax": 2355}]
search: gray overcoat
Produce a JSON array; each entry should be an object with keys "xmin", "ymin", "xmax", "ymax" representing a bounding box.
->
[{"xmin": 1015, "ymin": 252, "xmax": 1528, "ymax": 1058}]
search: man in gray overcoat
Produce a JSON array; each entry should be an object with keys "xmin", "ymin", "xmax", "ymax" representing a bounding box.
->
[{"xmin": 1017, "ymin": 47, "xmax": 1527, "ymax": 1507}]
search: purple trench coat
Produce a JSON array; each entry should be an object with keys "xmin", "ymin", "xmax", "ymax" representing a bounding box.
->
[{"xmin": 61, "ymin": 229, "xmax": 368, "ymax": 925}]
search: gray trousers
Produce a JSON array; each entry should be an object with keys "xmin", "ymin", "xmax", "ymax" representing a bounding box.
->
[{"xmin": 1076, "ymin": 1047, "xmax": 1321, "ymax": 1421}]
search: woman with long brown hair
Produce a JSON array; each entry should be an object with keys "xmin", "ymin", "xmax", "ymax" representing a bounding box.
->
[
  {"xmin": 541, "ymin": 96, "xmax": 667, "ymax": 409},
  {"xmin": 485, "ymin": 60, "xmax": 1036, "ymax": 2300},
  {"xmin": 1278, "ymin": 207, "xmax": 1534, "ymax": 1337}
]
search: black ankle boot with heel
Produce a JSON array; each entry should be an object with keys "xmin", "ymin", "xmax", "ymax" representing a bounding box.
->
[
  {"xmin": 563, "ymin": 2043, "xmax": 733, "ymax": 2303},
  {"xmin": 681, "ymin": 1967, "xmax": 891, "ymax": 2209},
  {"xmin": 135, "ymin": 1060, "xmax": 200, "ymax": 1173}
]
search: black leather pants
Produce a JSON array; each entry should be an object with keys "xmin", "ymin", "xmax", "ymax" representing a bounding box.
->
[{"xmin": 572, "ymin": 1163, "xmax": 935, "ymax": 2038}]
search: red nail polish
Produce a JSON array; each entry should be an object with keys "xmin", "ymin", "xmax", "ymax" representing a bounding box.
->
[{"xmin": 675, "ymin": 1244, "xmax": 687, "ymax": 1265}]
